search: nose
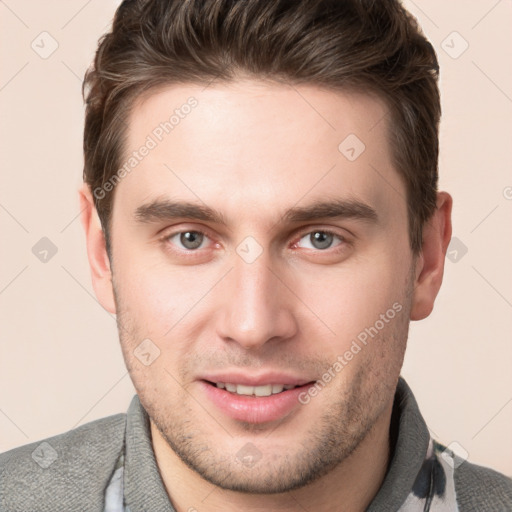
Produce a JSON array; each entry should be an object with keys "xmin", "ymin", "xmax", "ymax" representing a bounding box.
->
[{"xmin": 216, "ymin": 251, "xmax": 298, "ymax": 351}]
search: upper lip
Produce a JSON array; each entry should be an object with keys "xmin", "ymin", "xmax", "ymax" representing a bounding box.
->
[{"xmin": 200, "ymin": 371, "xmax": 315, "ymax": 387}]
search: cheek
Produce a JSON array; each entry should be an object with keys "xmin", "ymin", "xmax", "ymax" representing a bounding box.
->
[
  {"xmin": 112, "ymin": 255, "xmax": 221, "ymax": 379},
  {"xmin": 114, "ymin": 256, "xmax": 198, "ymax": 333},
  {"xmin": 298, "ymin": 255, "xmax": 409, "ymax": 343},
  {"xmin": 113, "ymin": 266, "xmax": 192, "ymax": 395}
]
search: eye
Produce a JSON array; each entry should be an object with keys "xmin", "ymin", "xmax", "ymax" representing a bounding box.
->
[
  {"xmin": 295, "ymin": 230, "xmax": 344, "ymax": 250},
  {"xmin": 166, "ymin": 230, "xmax": 210, "ymax": 250}
]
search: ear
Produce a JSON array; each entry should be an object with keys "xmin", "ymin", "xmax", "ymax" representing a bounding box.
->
[
  {"xmin": 79, "ymin": 184, "xmax": 116, "ymax": 314},
  {"xmin": 410, "ymin": 191, "xmax": 453, "ymax": 321}
]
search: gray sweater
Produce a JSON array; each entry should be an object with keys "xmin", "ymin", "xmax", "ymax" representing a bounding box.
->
[{"xmin": 1, "ymin": 377, "xmax": 511, "ymax": 511}]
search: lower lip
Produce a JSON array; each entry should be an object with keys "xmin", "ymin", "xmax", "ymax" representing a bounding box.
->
[{"xmin": 200, "ymin": 381, "xmax": 315, "ymax": 424}]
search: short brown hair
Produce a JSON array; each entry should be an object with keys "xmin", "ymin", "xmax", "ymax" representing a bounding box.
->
[{"xmin": 83, "ymin": 0, "xmax": 440, "ymax": 253}]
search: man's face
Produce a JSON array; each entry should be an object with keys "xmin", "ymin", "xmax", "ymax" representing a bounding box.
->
[{"xmin": 109, "ymin": 80, "xmax": 415, "ymax": 492}]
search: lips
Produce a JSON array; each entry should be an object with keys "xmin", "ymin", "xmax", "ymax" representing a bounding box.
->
[{"xmin": 199, "ymin": 372, "xmax": 316, "ymax": 423}]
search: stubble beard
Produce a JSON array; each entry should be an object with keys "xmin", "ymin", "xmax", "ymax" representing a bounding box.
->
[{"xmin": 113, "ymin": 274, "xmax": 412, "ymax": 494}]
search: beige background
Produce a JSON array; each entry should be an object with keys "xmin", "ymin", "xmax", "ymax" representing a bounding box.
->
[{"xmin": 1, "ymin": 0, "xmax": 511, "ymax": 476}]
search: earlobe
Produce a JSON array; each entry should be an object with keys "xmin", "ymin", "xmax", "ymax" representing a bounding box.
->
[
  {"xmin": 79, "ymin": 184, "xmax": 117, "ymax": 314},
  {"xmin": 410, "ymin": 192, "xmax": 453, "ymax": 321}
]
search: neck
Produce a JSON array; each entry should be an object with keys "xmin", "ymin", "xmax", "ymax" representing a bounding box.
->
[{"xmin": 151, "ymin": 402, "xmax": 393, "ymax": 512}]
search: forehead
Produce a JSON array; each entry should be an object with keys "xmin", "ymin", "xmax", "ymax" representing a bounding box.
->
[{"xmin": 115, "ymin": 80, "xmax": 403, "ymax": 224}]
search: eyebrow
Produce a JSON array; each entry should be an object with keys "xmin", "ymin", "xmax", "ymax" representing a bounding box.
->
[{"xmin": 134, "ymin": 198, "xmax": 378, "ymax": 226}]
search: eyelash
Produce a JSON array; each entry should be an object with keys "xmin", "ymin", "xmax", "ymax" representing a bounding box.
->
[{"xmin": 162, "ymin": 227, "xmax": 347, "ymax": 254}]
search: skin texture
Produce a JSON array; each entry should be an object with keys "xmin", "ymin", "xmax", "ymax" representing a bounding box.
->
[{"xmin": 80, "ymin": 80, "xmax": 452, "ymax": 512}]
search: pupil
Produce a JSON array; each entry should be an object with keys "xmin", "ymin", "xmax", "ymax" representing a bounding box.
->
[
  {"xmin": 181, "ymin": 231, "xmax": 203, "ymax": 249},
  {"xmin": 311, "ymin": 231, "xmax": 332, "ymax": 249}
]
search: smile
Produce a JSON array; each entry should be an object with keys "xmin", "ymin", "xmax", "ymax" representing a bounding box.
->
[{"xmin": 201, "ymin": 380, "xmax": 316, "ymax": 423}]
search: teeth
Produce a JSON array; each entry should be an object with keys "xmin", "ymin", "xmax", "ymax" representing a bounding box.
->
[
  {"xmin": 215, "ymin": 382, "xmax": 297, "ymax": 396},
  {"xmin": 254, "ymin": 385, "xmax": 273, "ymax": 397}
]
